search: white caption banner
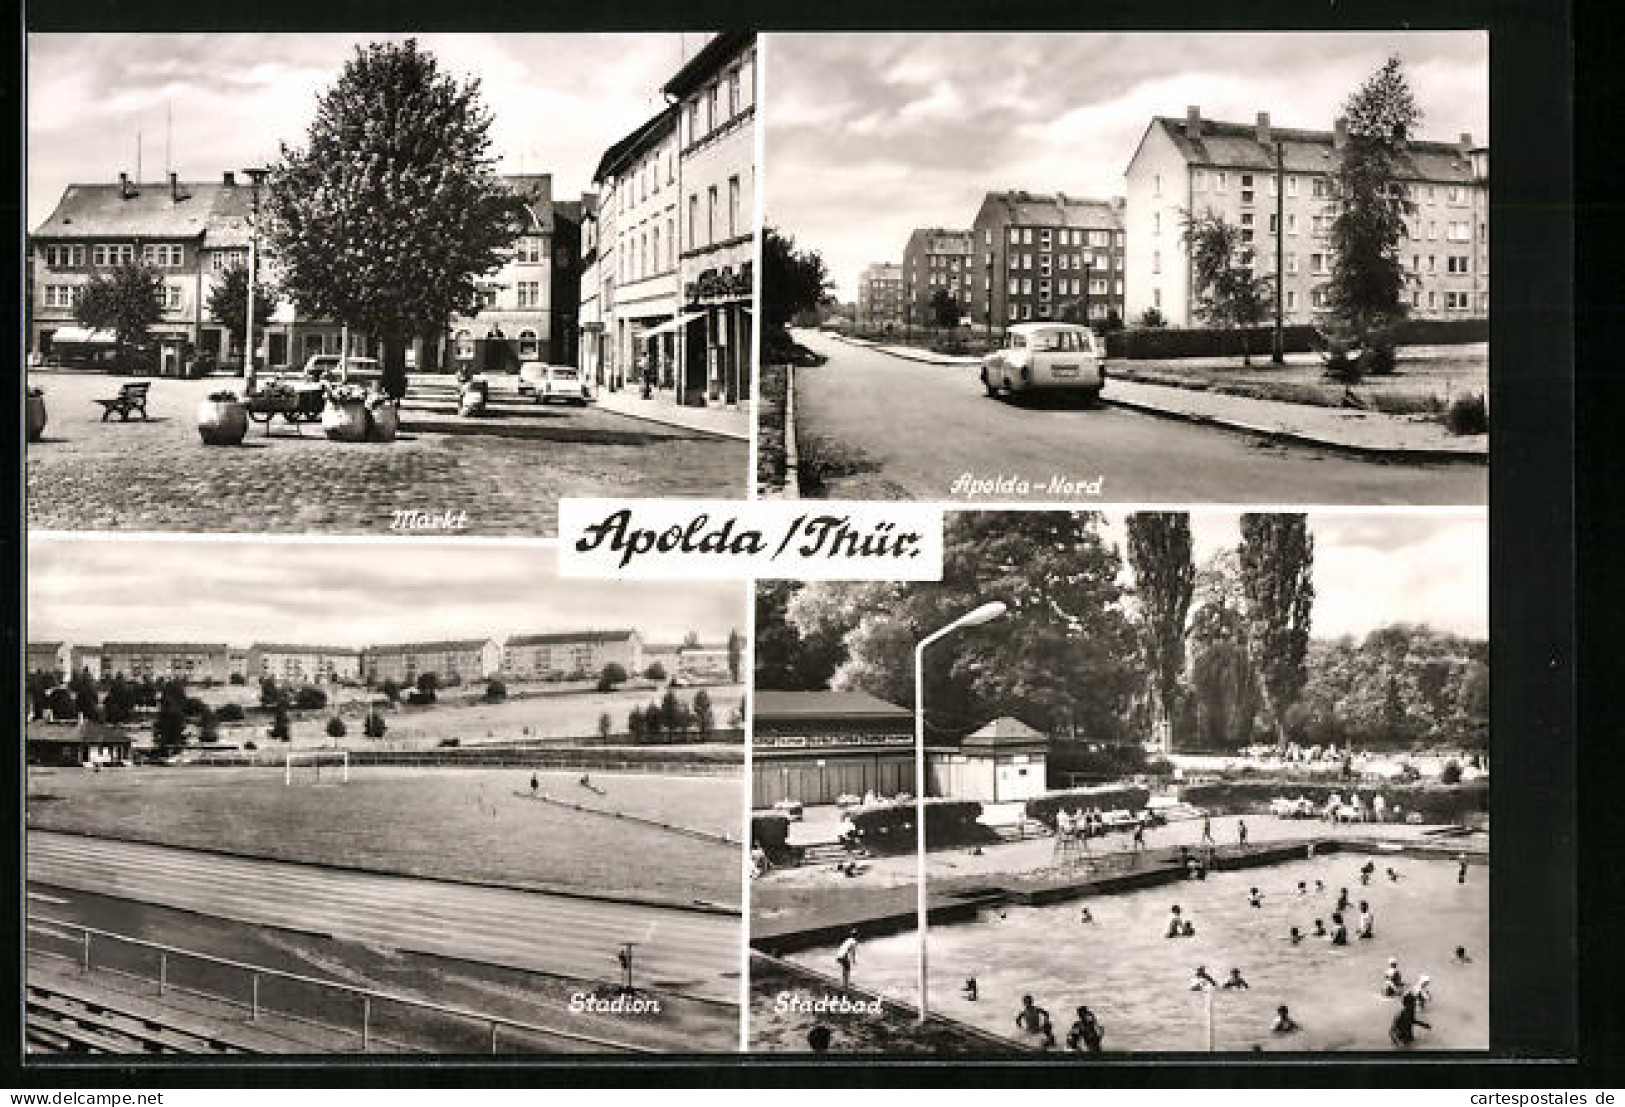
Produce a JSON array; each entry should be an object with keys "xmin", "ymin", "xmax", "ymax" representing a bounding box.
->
[{"xmin": 558, "ymin": 498, "xmax": 944, "ymax": 580}]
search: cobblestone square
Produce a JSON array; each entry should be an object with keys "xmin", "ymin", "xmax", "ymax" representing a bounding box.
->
[{"xmin": 26, "ymin": 372, "xmax": 747, "ymax": 536}]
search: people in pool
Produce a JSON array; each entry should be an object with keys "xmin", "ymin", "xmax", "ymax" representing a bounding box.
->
[
  {"xmin": 1189, "ymin": 966, "xmax": 1219, "ymax": 991},
  {"xmin": 1289, "ymin": 926, "xmax": 1304, "ymax": 945},
  {"xmin": 1458, "ymin": 855, "xmax": 1470, "ymax": 884},
  {"xmin": 1248, "ymin": 887, "xmax": 1264, "ymax": 909},
  {"xmin": 1066, "ymin": 1006, "xmax": 1104, "ymax": 1053},
  {"xmin": 1383, "ymin": 957, "xmax": 1406, "ymax": 997},
  {"xmin": 962, "ymin": 977, "xmax": 979, "ymax": 1001},
  {"xmin": 1315, "ymin": 880, "xmax": 1326, "ymax": 893},
  {"xmin": 1222, "ymin": 968, "xmax": 1250, "ymax": 990},
  {"xmin": 1272, "ymin": 1005, "xmax": 1300, "ymax": 1034},
  {"xmin": 1454, "ymin": 946, "xmax": 1473, "ymax": 964},
  {"xmin": 1389, "ymin": 993, "xmax": 1431, "ymax": 1047},
  {"xmin": 1165, "ymin": 906, "xmax": 1185, "ymax": 939},
  {"xmin": 1312, "ymin": 919, "xmax": 1328, "ymax": 938},
  {"xmin": 1407, "ymin": 975, "xmax": 1432, "ymax": 1009},
  {"xmin": 1015, "ymin": 995, "xmax": 1055, "ymax": 1048},
  {"xmin": 1329, "ymin": 913, "xmax": 1348, "ymax": 945},
  {"xmin": 1079, "ymin": 906, "xmax": 1095, "ymax": 924},
  {"xmin": 1336, "ymin": 887, "xmax": 1352, "ymax": 913},
  {"xmin": 1386, "ymin": 867, "xmax": 1402, "ymax": 883},
  {"xmin": 1358, "ymin": 902, "xmax": 1375, "ymax": 940},
  {"xmin": 1181, "ymin": 919, "xmax": 1197, "ymax": 937},
  {"xmin": 1297, "ymin": 881, "xmax": 1308, "ymax": 895}
]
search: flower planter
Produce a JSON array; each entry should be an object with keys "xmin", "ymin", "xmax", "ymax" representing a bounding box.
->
[
  {"xmin": 322, "ymin": 399, "xmax": 370, "ymax": 442},
  {"xmin": 26, "ymin": 393, "xmax": 47, "ymax": 442},
  {"xmin": 196, "ymin": 399, "xmax": 248, "ymax": 446},
  {"xmin": 367, "ymin": 401, "xmax": 400, "ymax": 442}
]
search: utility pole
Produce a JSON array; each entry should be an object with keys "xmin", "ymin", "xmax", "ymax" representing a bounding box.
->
[
  {"xmin": 1273, "ymin": 140, "xmax": 1286, "ymax": 364},
  {"xmin": 243, "ymin": 166, "xmax": 271, "ymax": 395}
]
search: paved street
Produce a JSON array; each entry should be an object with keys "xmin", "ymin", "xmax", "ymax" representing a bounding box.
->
[
  {"xmin": 26, "ymin": 372, "xmax": 746, "ymax": 536},
  {"xmin": 789, "ymin": 331, "xmax": 1487, "ymax": 504},
  {"xmin": 28, "ymin": 831, "xmax": 741, "ymax": 1005}
]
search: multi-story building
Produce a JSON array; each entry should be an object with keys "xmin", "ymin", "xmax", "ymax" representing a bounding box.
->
[
  {"xmin": 676, "ymin": 643, "xmax": 732, "ymax": 683},
  {"xmin": 577, "ymin": 195, "xmax": 605, "ymax": 388},
  {"xmin": 968, "ymin": 191, "xmax": 1127, "ymax": 330},
  {"xmin": 248, "ymin": 644, "xmax": 364, "ymax": 686},
  {"xmin": 669, "ymin": 31, "xmax": 757, "ymax": 409},
  {"xmin": 592, "ymin": 107, "xmax": 683, "ymax": 394},
  {"xmin": 856, "ymin": 263, "xmax": 904, "ymax": 329},
  {"xmin": 1124, "ymin": 107, "xmax": 1489, "ymax": 327},
  {"xmin": 26, "ymin": 641, "xmax": 69, "ymax": 677},
  {"xmin": 99, "ymin": 642, "xmax": 233, "ymax": 683},
  {"xmin": 501, "ymin": 630, "xmax": 644, "ymax": 682},
  {"xmin": 901, "ymin": 228, "xmax": 974, "ymax": 328},
  {"xmin": 69, "ymin": 646, "xmax": 103, "ymax": 683},
  {"xmin": 29, "ymin": 171, "xmax": 346, "ymax": 372},
  {"xmin": 361, "ymin": 639, "xmax": 502, "ymax": 687}
]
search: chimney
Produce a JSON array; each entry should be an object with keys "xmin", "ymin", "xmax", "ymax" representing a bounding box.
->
[
  {"xmin": 1185, "ymin": 105, "xmax": 1202, "ymax": 140},
  {"xmin": 1333, "ymin": 117, "xmax": 1348, "ymax": 150},
  {"xmin": 170, "ymin": 172, "xmax": 182, "ymax": 201},
  {"xmin": 1256, "ymin": 111, "xmax": 1272, "ymax": 146},
  {"xmin": 222, "ymin": 170, "xmax": 236, "ymax": 186},
  {"xmin": 118, "ymin": 171, "xmax": 133, "ymax": 199}
]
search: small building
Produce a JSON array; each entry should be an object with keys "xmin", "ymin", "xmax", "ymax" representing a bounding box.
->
[
  {"xmin": 248, "ymin": 643, "xmax": 364, "ymax": 685},
  {"xmin": 362, "ymin": 638, "xmax": 502, "ymax": 687},
  {"xmin": 100, "ymin": 641, "xmax": 232, "ymax": 684},
  {"xmin": 676, "ymin": 643, "xmax": 732, "ymax": 683},
  {"xmin": 26, "ymin": 719, "xmax": 133, "ymax": 767},
  {"xmin": 26, "ymin": 641, "xmax": 69, "ymax": 677},
  {"xmin": 501, "ymin": 630, "xmax": 644, "ymax": 682},
  {"xmin": 752, "ymin": 689, "xmax": 915, "ymax": 808},
  {"xmin": 928, "ymin": 716, "xmax": 1049, "ymax": 804}
]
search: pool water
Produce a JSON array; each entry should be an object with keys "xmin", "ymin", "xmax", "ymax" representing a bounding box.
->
[{"xmin": 792, "ymin": 855, "xmax": 1488, "ymax": 1052}]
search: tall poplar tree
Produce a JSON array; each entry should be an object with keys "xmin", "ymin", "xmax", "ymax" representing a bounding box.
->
[
  {"xmin": 267, "ymin": 40, "xmax": 523, "ymax": 397},
  {"xmin": 1126, "ymin": 512, "xmax": 1196, "ymax": 751},
  {"xmin": 1238, "ymin": 514, "xmax": 1315, "ymax": 751}
]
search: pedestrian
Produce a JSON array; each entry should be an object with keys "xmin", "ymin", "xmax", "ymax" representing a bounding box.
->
[
  {"xmin": 1132, "ymin": 820, "xmax": 1146, "ymax": 851},
  {"xmin": 1237, "ymin": 819, "xmax": 1249, "ymax": 849},
  {"xmin": 1079, "ymin": 906, "xmax": 1095, "ymax": 925},
  {"xmin": 1200, "ymin": 816, "xmax": 1215, "ymax": 847},
  {"xmin": 1457, "ymin": 854, "xmax": 1469, "ymax": 884},
  {"xmin": 1312, "ymin": 919, "xmax": 1327, "ymax": 939},
  {"xmin": 835, "ymin": 928, "xmax": 858, "ymax": 989},
  {"xmin": 529, "ymin": 772, "xmax": 539, "ymax": 798}
]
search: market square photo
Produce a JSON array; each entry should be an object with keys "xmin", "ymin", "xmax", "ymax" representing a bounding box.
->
[
  {"xmin": 756, "ymin": 33, "xmax": 1489, "ymax": 504},
  {"xmin": 25, "ymin": 32, "xmax": 757, "ymax": 536}
]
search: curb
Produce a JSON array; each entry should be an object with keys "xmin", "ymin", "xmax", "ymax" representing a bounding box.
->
[
  {"xmin": 782, "ymin": 364, "xmax": 802, "ymax": 499},
  {"xmin": 1101, "ymin": 393, "xmax": 1489, "ymax": 464},
  {"xmin": 591, "ymin": 397, "xmax": 751, "ymax": 442}
]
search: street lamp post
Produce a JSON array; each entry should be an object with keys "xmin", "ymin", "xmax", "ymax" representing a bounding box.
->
[
  {"xmin": 242, "ymin": 166, "xmax": 271, "ymax": 396},
  {"xmin": 913, "ymin": 600, "xmax": 1007, "ymax": 1023}
]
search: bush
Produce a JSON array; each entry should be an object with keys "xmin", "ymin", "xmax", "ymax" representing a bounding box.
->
[
  {"xmin": 597, "ymin": 663, "xmax": 629, "ymax": 692},
  {"xmin": 217, "ymin": 703, "xmax": 245, "ymax": 723},
  {"xmin": 294, "ymin": 686, "xmax": 328, "ymax": 711},
  {"xmin": 1439, "ymin": 759, "xmax": 1463, "ymax": 785},
  {"xmin": 484, "ymin": 678, "xmax": 507, "ymax": 702},
  {"xmin": 325, "ymin": 716, "xmax": 347, "ymax": 739},
  {"xmin": 363, "ymin": 711, "xmax": 387, "ymax": 739},
  {"xmin": 847, "ymin": 800, "xmax": 995, "ymax": 852},
  {"xmin": 1322, "ymin": 338, "xmax": 1362, "ymax": 384},
  {"xmin": 1047, "ymin": 741, "xmax": 1148, "ymax": 785},
  {"xmin": 1444, "ymin": 392, "xmax": 1488, "ymax": 435},
  {"xmin": 437, "ymin": 737, "xmax": 461, "ymax": 748},
  {"xmin": 1357, "ymin": 332, "xmax": 1398, "ymax": 377},
  {"xmin": 644, "ymin": 662, "xmax": 668, "ymax": 682},
  {"xmin": 229, "ymin": 672, "xmax": 246, "ymax": 686},
  {"xmin": 243, "ymin": 740, "xmax": 257, "ymax": 751},
  {"xmin": 1138, "ymin": 308, "xmax": 1167, "ymax": 329},
  {"xmin": 751, "ymin": 812, "xmax": 794, "ymax": 860},
  {"xmin": 1026, "ymin": 787, "xmax": 1151, "ymax": 830}
]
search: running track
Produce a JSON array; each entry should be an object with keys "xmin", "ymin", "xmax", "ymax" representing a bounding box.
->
[{"xmin": 27, "ymin": 831, "xmax": 739, "ymax": 1005}]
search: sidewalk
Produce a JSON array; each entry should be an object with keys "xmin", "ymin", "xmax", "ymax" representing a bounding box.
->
[
  {"xmin": 842, "ymin": 337, "xmax": 1487, "ymax": 460},
  {"xmin": 592, "ymin": 387, "xmax": 752, "ymax": 441}
]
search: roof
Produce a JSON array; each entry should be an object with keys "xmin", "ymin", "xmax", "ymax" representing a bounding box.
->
[
  {"xmin": 101, "ymin": 641, "xmax": 230, "ymax": 653},
  {"xmin": 366, "ymin": 639, "xmax": 494, "ymax": 655},
  {"xmin": 662, "ymin": 32, "xmax": 755, "ymax": 99},
  {"xmin": 963, "ymin": 716, "xmax": 1049, "ymax": 749},
  {"xmin": 26, "ymin": 719, "xmax": 133, "ymax": 744},
  {"xmin": 593, "ymin": 106, "xmax": 678, "ymax": 184},
  {"xmin": 251, "ymin": 643, "xmax": 362, "ymax": 656},
  {"xmin": 1147, "ymin": 116, "xmax": 1482, "ymax": 184},
  {"xmin": 505, "ymin": 630, "xmax": 639, "ymax": 647},
  {"xmin": 976, "ymin": 191, "xmax": 1125, "ymax": 231},
  {"xmin": 754, "ymin": 689, "xmax": 911, "ymax": 722},
  {"xmin": 27, "ymin": 641, "xmax": 65, "ymax": 650},
  {"xmin": 905, "ymin": 227, "xmax": 974, "ymax": 253},
  {"xmin": 31, "ymin": 180, "xmax": 256, "ymax": 241}
]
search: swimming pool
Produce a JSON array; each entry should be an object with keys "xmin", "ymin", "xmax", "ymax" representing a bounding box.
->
[{"xmin": 790, "ymin": 854, "xmax": 1488, "ymax": 1052}]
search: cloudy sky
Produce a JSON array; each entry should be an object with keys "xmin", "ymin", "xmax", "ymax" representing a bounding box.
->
[
  {"xmin": 1101, "ymin": 509, "xmax": 1487, "ymax": 640},
  {"xmin": 26, "ymin": 32, "xmax": 712, "ymax": 230},
  {"xmin": 27, "ymin": 538, "xmax": 747, "ymax": 647},
  {"xmin": 766, "ymin": 32, "xmax": 1488, "ymax": 301}
]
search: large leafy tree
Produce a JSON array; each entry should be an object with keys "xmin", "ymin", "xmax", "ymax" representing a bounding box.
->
[
  {"xmin": 1180, "ymin": 209, "xmax": 1275, "ymax": 365},
  {"xmin": 1238, "ymin": 514, "xmax": 1316, "ymax": 751},
  {"xmin": 761, "ymin": 225, "xmax": 833, "ymax": 330},
  {"xmin": 77, "ymin": 262, "xmax": 165, "ymax": 367},
  {"xmin": 206, "ymin": 262, "xmax": 280, "ymax": 359},
  {"xmin": 754, "ymin": 580, "xmax": 861, "ymax": 690},
  {"xmin": 1186, "ymin": 549, "xmax": 1260, "ymax": 749},
  {"xmin": 1327, "ymin": 55, "xmax": 1422, "ymax": 346},
  {"xmin": 1126, "ymin": 512, "xmax": 1196, "ymax": 751},
  {"xmin": 267, "ymin": 39, "xmax": 523, "ymax": 397}
]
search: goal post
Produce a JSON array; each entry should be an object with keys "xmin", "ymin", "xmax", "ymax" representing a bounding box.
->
[{"xmin": 284, "ymin": 750, "xmax": 350, "ymax": 785}]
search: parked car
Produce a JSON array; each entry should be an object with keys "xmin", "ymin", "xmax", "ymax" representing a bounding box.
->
[
  {"xmin": 518, "ymin": 361, "xmax": 592, "ymax": 405},
  {"xmin": 301, "ymin": 354, "xmax": 383, "ymax": 386},
  {"xmin": 979, "ymin": 322, "xmax": 1105, "ymax": 403}
]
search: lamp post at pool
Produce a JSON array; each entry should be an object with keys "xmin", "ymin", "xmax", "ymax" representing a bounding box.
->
[{"xmin": 913, "ymin": 600, "xmax": 1007, "ymax": 1023}]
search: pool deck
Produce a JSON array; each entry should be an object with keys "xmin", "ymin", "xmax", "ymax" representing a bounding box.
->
[{"xmin": 753, "ymin": 834, "xmax": 1486, "ymax": 954}]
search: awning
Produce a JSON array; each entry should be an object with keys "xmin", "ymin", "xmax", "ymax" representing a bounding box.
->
[
  {"xmin": 639, "ymin": 312, "xmax": 704, "ymax": 339},
  {"xmin": 50, "ymin": 327, "xmax": 117, "ymax": 344}
]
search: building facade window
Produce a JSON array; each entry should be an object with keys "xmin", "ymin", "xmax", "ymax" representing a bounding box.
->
[
  {"xmin": 519, "ymin": 329, "xmax": 538, "ymax": 357},
  {"xmin": 707, "ymin": 186, "xmax": 718, "ymax": 245},
  {"xmin": 728, "ymin": 176, "xmax": 740, "ymax": 237},
  {"xmin": 518, "ymin": 281, "xmax": 540, "ymax": 308}
]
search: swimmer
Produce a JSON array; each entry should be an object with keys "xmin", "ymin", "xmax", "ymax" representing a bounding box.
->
[
  {"xmin": 1272, "ymin": 1005, "xmax": 1300, "ymax": 1034},
  {"xmin": 1289, "ymin": 926, "xmax": 1304, "ymax": 945},
  {"xmin": 1383, "ymin": 957, "xmax": 1405, "ymax": 997},
  {"xmin": 1248, "ymin": 887, "xmax": 1264, "ymax": 909},
  {"xmin": 1237, "ymin": 819, "xmax": 1249, "ymax": 848},
  {"xmin": 1165, "ymin": 906, "xmax": 1184, "ymax": 939},
  {"xmin": 1315, "ymin": 880, "xmax": 1326, "ymax": 893},
  {"xmin": 1200, "ymin": 816, "xmax": 1215, "ymax": 846},
  {"xmin": 1408, "ymin": 975, "xmax": 1432, "ymax": 1008},
  {"xmin": 1358, "ymin": 901, "xmax": 1375, "ymax": 940},
  {"xmin": 1312, "ymin": 919, "xmax": 1327, "ymax": 938},
  {"xmin": 1297, "ymin": 881, "xmax": 1308, "ymax": 895},
  {"xmin": 1066, "ymin": 1006, "xmax": 1104, "ymax": 1053},
  {"xmin": 1015, "ymin": 995, "xmax": 1055, "ymax": 1048},
  {"xmin": 1222, "ymin": 968, "xmax": 1250, "ymax": 990},
  {"xmin": 1336, "ymin": 887, "xmax": 1351, "ymax": 913},
  {"xmin": 1181, "ymin": 919, "xmax": 1196, "ymax": 937},
  {"xmin": 1389, "ymin": 993, "xmax": 1431, "ymax": 1047},
  {"xmin": 1457, "ymin": 855, "xmax": 1469, "ymax": 884},
  {"xmin": 962, "ymin": 977, "xmax": 979, "ymax": 1001},
  {"xmin": 1189, "ymin": 965, "xmax": 1219, "ymax": 991},
  {"xmin": 1386, "ymin": 867, "xmax": 1401, "ymax": 882},
  {"xmin": 1079, "ymin": 906, "xmax": 1095, "ymax": 924},
  {"xmin": 1454, "ymin": 946, "xmax": 1472, "ymax": 964},
  {"xmin": 1330, "ymin": 914, "xmax": 1348, "ymax": 946}
]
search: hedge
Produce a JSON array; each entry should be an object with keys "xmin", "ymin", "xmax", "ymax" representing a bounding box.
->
[
  {"xmin": 1026, "ymin": 787, "xmax": 1151, "ymax": 831},
  {"xmin": 1104, "ymin": 317, "xmax": 1487, "ymax": 362},
  {"xmin": 848, "ymin": 799, "xmax": 997, "ymax": 852},
  {"xmin": 752, "ymin": 812, "xmax": 796, "ymax": 861},
  {"xmin": 1182, "ymin": 778, "xmax": 1489, "ymax": 824}
]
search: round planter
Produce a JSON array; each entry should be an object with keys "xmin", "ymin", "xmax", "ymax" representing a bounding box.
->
[
  {"xmin": 25, "ymin": 393, "xmax": 47, "ymax": 442},
  {"xmin": 196, "ymin": 399, "xmax": 248, "ymax": 446},
  {"xmin": 322, "ymin": 399, "xmax": 370, "ymax": 442},
  {"xmin": 367, "ymin": 401, "xmax": 400, "ymax": 442}
]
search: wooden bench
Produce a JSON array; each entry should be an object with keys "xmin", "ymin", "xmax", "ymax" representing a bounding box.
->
[{"xmin": 94, "ymin": 381, "xmax": 150, "ymax": 421}]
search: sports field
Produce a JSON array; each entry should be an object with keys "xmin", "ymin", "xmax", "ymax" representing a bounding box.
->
[{"xmin": 27, "ymin": 765, "xmax": 742, "ymax": 908}]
